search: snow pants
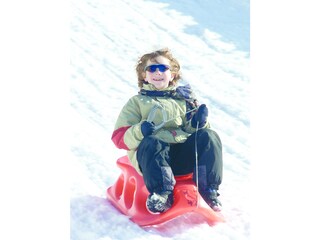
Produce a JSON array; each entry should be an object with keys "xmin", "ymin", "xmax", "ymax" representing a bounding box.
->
[{"xmin": 137, "ymin": 128, "xmax": 223, "ymax": 194}]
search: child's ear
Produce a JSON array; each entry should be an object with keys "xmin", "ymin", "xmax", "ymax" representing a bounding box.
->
[{"xmin": 170, "ymin": 73, "xmax": 175, "ymax": 81}]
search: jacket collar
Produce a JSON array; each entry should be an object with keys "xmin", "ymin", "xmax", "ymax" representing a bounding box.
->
[{"xmin": 141, "ymin": 83, "xmax": 176, "ymax": 92}]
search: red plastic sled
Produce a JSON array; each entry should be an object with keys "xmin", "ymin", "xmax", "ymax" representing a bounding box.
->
[{"xmin": 106, "ymin": 156, "xmax": 225, "ymax": 227}]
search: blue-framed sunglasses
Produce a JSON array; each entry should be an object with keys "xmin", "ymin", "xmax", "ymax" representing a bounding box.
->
[{"xmin": 144, "ymin": 64, "xmax": 170, "ymax": 73}]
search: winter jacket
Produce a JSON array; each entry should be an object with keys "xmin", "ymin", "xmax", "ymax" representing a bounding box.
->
[{"xmin": 111, "ymin": 83, "xmax": 210, "ymax": 174}]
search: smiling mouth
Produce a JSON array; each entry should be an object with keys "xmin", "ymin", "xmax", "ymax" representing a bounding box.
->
[{"xmin": 153, "ymin": 78, "xmax": 164, "ymax": 81}]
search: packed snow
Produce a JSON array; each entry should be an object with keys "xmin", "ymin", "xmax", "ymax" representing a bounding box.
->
[{"xmin": 70, "ymin": 0, "xmax": 249, "ymax": 239}]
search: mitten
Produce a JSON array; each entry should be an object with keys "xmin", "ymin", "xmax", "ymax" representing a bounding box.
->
[
  {"xmin": 175, "ymin": 84, "xmax": 197, "ymax": 100},
  {"xmin": 176, "ymin": 84, "xmax": 192, "ymax": 98},
  {"xmin": 141, "ymin": 121, "xmax": 155, "ymax": 137},
  {"xmin": 191, "ymin": 104, "xmax": 208, "ymax": 128}
]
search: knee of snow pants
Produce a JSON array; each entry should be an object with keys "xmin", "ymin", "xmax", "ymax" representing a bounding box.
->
[{"xmin": 137, "ymin": 135, "xmax": 176, "ymax": 194}]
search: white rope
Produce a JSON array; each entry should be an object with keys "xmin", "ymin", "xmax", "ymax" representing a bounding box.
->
[
  {"xmin": 147, "ymin": 106, "xmax": 199, "ymax": 130},
  {"xmin": 195, "ymin": 121, "xmax": 200, "ymax": 208},
  {"xmin": 163, "ymin": 107, "xmax": 198, "ymax": 124},
  {"xmin": 147, "ymin": 104, "xmax": 167, "ymax": 130}
]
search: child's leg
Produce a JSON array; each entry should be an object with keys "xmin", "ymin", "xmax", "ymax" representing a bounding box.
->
[
  {"xmin": 137, "ymin": 135, "xmax": 176, "ymax": 194},
  {"xmin": 195, "ymin": 128, "xmax": 223, "ymax": 191},
  {"xmin": 170, "ymin": 128, "xmax": 223, "ymax": 191}
]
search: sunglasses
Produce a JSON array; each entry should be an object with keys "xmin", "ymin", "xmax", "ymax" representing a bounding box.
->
[{"xmin": 144, "ymin": 64, "xmax": 170, "ymax": 73}]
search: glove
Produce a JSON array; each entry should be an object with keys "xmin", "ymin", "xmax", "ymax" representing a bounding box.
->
[
  {"xmin": 176, "ymin": 84, "xmax": 192, "ymax": 99},
  {"xmin": 191, "ymin": 104, "xmax": 208, "ymax": 128},
  {"xmin": 141, "ymin": 121, "xmax": 155, "ymax": 137},
  {"xmin": 176, "ymin": 84, "xmax": 197, "ymax": 100}
]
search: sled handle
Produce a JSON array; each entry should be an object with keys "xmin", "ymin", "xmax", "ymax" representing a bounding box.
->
[{"xmin": 147, "ymin": 105, "xmax": 167, "ymax": 131}]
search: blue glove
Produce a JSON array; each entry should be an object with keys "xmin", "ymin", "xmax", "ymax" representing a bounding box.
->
[
  {"xmin": 191, "ymin": 104, "xmax": 208, "ymax": 128},
  {"xmin": 176, "ymin": 84, "xmax": 196, "ymax": 100},
  {"xmin": 141, "ymin": 121, "xmax": 155, "ymax": 137},
  {"xmin": 176, "ymin": 84, "xmax": 192, "ymax": 98}
]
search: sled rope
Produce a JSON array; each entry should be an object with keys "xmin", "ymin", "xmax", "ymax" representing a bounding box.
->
[
  {"xmin": 195, "ymin": 121, "xmax": 200, "ymax": 208},
  {"xmin": 147, "ymin": 105, "xmax": 199, "ymax": 130},
  {"xmin": 147, "ymin": 105, "xmax": 167, "ymax": 130},
  {"xmin": 164, "ymin": 107, "xmax": 198, "ymax": 124}
]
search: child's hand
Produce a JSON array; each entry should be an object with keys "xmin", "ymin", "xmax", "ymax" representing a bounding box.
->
[
  {"xmin": 141, "ymin": 121, "xmax": 155, "ymax": 137},
  {"xmin": 176, "ymin": 84, "xmax": 192, "ymax": 98},
  {"xmin": 191, "ymin": 104, "xmax": 208, "ymax": 128}
]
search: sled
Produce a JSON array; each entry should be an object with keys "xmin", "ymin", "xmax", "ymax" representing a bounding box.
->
[{"xmin": 106, "ymin": 155, "xmax": 225, "ymax": 227}]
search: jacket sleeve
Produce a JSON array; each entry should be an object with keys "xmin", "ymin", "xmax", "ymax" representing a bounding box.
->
[{"xmin": 111, "ymin": 97, "xmax": 144, "ymax": 150}]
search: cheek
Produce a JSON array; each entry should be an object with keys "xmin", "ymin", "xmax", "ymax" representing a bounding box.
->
[
  {"xmin": 166, "ymin": 71, "xmax": 174, "ymax": 81},
  {"xmin": 144, "ymin": 73, "xmax": 153, "ymax": 83},
  {"xmin": 143, "ymin": 72, "xmax": 151, "ymax": 82}
]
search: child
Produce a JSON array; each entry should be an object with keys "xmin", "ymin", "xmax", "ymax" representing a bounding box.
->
[{"xmin": 111, "ymin": 48, "xmax": 223, "ymax": 213}]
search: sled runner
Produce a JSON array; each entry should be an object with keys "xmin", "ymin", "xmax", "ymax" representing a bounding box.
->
[{"xmin": 106, "ymin": 156, "xmax": 225, "ymax": 227}]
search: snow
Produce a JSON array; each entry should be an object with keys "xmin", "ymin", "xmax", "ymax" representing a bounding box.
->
[
  {"xmin": 2, "ymin": 0, "xmax": 320, "ymax": 240},
  {"xmin": 70, "ymin": 0, "xmax": 250, "ymax": 239}
]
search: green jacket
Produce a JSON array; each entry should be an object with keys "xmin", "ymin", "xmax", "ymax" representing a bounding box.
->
[{"xmin": 111, "ymin": 84, "xmax": 210, "ymax": 174}]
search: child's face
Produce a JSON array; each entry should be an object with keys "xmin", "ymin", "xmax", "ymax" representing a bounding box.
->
[{"xmin": 144, "ymin": 56, "xmax": 174, "ymax": 90}]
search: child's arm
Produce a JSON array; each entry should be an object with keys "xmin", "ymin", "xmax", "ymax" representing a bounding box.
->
[{"xmin": 111, "ymin": 98, "xmax": 144, "ymax": 150}]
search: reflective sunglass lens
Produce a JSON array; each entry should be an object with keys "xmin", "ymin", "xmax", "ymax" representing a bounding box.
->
[{"xmin": 145, "ymin": 64, "xmax": 169, "ymax": 72}]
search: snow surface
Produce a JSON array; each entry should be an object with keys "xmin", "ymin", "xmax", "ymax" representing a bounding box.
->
[
  {"xmin": 70, "ymin": 0, "xmax": 250, "ymax": 239},
  {"xmin": 2, "ymin": 0, "xmax": 320, "ymax": 239}
]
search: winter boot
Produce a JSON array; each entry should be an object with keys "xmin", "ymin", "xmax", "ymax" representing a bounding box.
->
[
  {"xmin": 146, "ymin": 191, "xmax": 173, "ymax": 214},
  {"xmin": 199, "ymin": 187, "xmax": 222, "ymax": 212}
]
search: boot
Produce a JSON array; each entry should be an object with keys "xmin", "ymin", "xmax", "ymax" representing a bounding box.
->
[
  {"xmin": 199, "ymin": 187, "xmax": 222, "ymax": 212},
  {"xmin": 146, "ymin": 191, "xmax": 173, "ymax": 214}
]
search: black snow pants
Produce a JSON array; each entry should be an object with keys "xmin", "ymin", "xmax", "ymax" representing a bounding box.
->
[{"xmin": 137, "ymin": 128, "xmax": 223, "ymax": 194}]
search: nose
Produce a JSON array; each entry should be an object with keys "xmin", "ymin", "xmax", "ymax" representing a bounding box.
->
[{"xmin": 154, "ymin": 68, "xmax": 162, "ymax": 74}]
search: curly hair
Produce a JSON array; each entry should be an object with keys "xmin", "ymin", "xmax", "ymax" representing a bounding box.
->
[{"xmin": 135, "ymin": 48, "xmax": 182, "ymax": 88}]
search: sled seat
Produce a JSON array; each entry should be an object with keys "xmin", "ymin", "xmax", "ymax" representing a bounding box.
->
[{"xmin": 106, "ymin": 155, "xmax": 225, "ymax": 227}]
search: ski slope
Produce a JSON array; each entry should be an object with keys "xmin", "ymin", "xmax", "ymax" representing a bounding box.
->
[{"xmin": 70, "ymin": 0, "xmax": 250, "ymax": 239}]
